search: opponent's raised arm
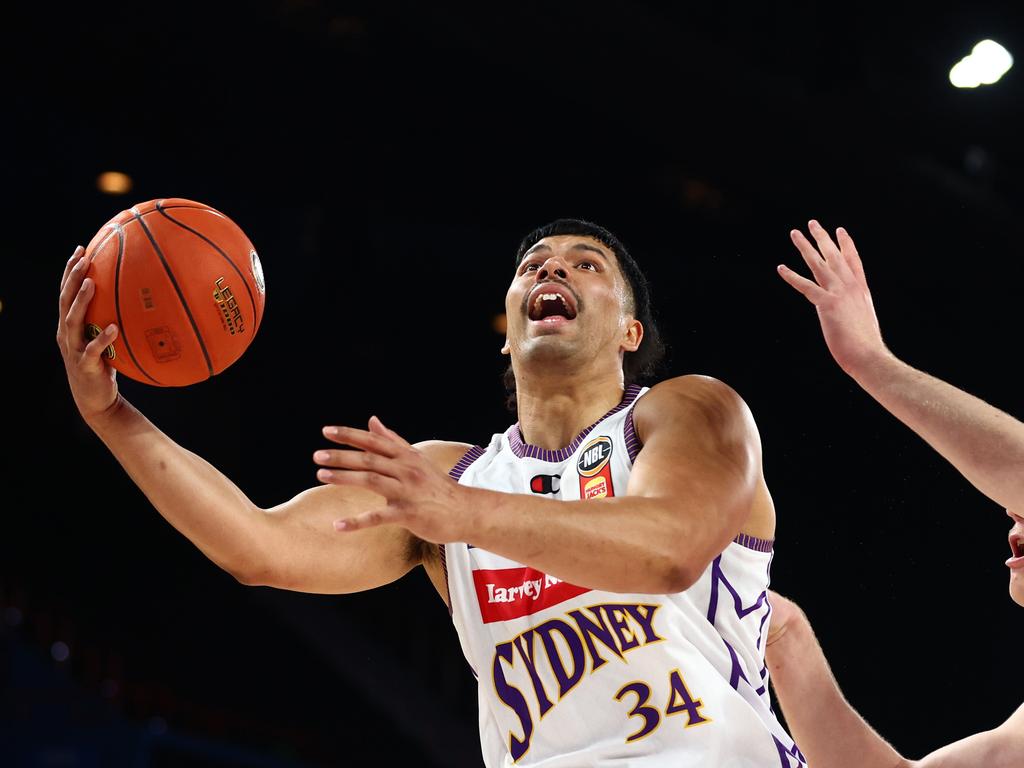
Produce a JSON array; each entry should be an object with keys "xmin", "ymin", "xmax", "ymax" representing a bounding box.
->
[
  {"xmin": 765, "ymin": 591, "xmax": 909, "ymax": 768},
  {"xmin": 57, "ymin": 245, "xmax": 437, "ymax": 596},
  {"xmin": 778, "ymin": 220, "xmax": 1024, "ymax": 513},
  {"xmin": 317, "ymin": 375, "xmax": 763, "ymax": 594},
  {"xmin": 766, "ymin": 591, "xmax": 1024, "ymax": 768}
]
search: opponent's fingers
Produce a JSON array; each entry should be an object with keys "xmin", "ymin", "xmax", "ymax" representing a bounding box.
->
[
  {"xmin": 333, "ymin": 508, "xmax": 395, "ymax": 533},
  {"xmin": 316, "ymin": 468, "xmax": 403, "ymax": 497},
  {"xmin": 60, "ymin": 246, "xmax": 85, "ymax": 294},
  {"xmin": 836, "ymin": 227, "xmax": 867, "ymax": 284},
  {"xmin": 313, "ymin": 448, "xmax": 402, "ymax": 478},
  {"xmin": 322, "ymin": 426, "xmax": 403, "ymax": 458},
  {"xmin": 807, "ymin": 220, "xmax": 843, "ymax": 261},
  {"xmin": 83, "ymin": 323, "xmax": 118, "ymax": 364},
  {"xmin": 59, "ymin": 248, "xmax": 92, "ymax": 321},
  {"xmin": 789, "ymin": 229, "xmax": 834, "ymax": 288},
  {"xmin": 776, "ymin": 264, "xmax": 829, "ymax": 304},
  {"xmin": 368, "ymin": 415, "xmax": 413, "ymax": 448}
]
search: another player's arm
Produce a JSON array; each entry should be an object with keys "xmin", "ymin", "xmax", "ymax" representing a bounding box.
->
[
  {"xmin": 57, "ymin": 244, "xmax": 452, "ymax": 596},
  {"xmin": 766, "ymin": 591, "xmax": 1024, "ymax": 768},
  {"xmin": 318, "ymin": 374, "xmax": 763, "ymax": 594},
  {"xmin": 779, "ymin": 220, "xmax": 1024, "ymax": 512}
]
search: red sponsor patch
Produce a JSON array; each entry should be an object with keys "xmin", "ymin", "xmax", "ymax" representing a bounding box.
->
[{"xmin": 473, "ymin": 567, "xmax": 591, "ymax": 624}]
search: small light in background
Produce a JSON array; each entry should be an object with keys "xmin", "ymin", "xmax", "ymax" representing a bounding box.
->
[
  {"xmin": 950, "ymin": 39, "xmax": 1013, "ymax": 88},
  {"xmin": 97, "ymin": 171, "xmax": 133, "ymax": 195},
  {"xmin": 51, "ymin": 640, "xmax": 70, "ymax": 662},
  {"xmin": 492, "ymin": 313, "xmax": 507, "ymax": 334}
]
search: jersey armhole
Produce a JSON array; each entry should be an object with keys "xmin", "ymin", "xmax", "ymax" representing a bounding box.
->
[
  {"xmin": 624, "ymin": 403, "xmax": 643, "ymax": 463},
  {"xmin": 439, "ymin": 444, "xmax": 486, "ymax": 615}
]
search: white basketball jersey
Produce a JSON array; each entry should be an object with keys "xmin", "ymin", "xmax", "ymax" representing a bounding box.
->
[{"xmin": 442, "ymin": 385, "xmax": 806, "ymax": 767}]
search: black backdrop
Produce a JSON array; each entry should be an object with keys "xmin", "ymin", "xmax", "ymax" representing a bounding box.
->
[{"xmin": 4, "ymin": 2, "xmax": 1024, "ymax": 766}]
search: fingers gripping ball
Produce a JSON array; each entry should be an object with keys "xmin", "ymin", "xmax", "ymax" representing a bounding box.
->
[{"xmin": 82, "ymin": 199, "xmax": 266, "ymax": 386}]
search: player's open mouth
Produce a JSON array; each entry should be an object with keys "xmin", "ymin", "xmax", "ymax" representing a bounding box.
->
[
  {"xmin": 1007, "ymin": 530, "xmax": 1024, "ymax": 569},
  {"xmin": 527, "ymin": 283, "xmax": 578, "ymax": 323}
]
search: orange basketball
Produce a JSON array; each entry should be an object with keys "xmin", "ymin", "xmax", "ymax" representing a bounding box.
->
[{"xmin": 82, "ymin": 198, "xmax": 266, "ymax": 387}]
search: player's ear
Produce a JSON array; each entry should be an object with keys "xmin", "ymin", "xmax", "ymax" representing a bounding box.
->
[{"xmin": 621, "ymin": 319, "xmax": 643, "ymax": 353}]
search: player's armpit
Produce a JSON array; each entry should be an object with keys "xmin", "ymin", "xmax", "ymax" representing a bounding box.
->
[
  {"xmin": 628, "ymin": 374, "xmax": 764, "ymax": 585},
  {"xmin": 913, "ymin": 704, "xmax": 1024, "ymax": 768}
]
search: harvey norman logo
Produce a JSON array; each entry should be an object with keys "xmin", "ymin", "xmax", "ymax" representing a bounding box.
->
[{"xmin": 473, "ymin": 566, "xmax": 591, "ymax": 624}]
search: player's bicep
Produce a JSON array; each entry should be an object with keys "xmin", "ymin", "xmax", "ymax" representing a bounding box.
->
[
  {"xmin": 254, "ymin": 484, "xmax": 424, "ymax": 594},
  {"xmin": 626, "ymin": 377, "xmax": 761, "ymax": 556}
]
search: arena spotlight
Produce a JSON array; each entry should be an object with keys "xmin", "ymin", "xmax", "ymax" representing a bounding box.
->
[
  {"xmin": 97, "ymin": 171, "xmax": 133, "ymax": 195},
  {"xmin": 950, "ymin": 40, "xmax": 1013, "ymax": 88}
]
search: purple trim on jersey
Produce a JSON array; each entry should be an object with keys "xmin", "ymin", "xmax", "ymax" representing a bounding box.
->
[
  {"xmin": 623, "ymin": 403, "xmax": 642, "ymax": 463},
  {"xmin": 440, "ymin": 443, "xmax": 485, "ymax": 620},
  {"xmin": 438, "ymin": 543, "xmax": 453, "ymax": 617},
  {"xmin": 448, "ymin": 445, "xmax": 486, "ymax": 481},
  {"xmin": 721, "ymin": 634, "xmax": 750, "ymax": 690},
  {"xmin": 507, "ymin": 384, "xmax": 644, "ymax": 461},
  {"xmin": 706, "ymin": 555, "xmax": 770, "ymax": 624},
  {"xmin": 756, "ymin": 600, "xmax": 773, "ymax": 650},
  {"xmin": 773, "ymin": 735, "xmax": 808, "ymax": 767},
  {"xmin": 733, "ymin": 532, "xmax": 774, "ymax": 552}
]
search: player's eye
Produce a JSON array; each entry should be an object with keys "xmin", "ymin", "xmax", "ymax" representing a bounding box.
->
[
  {"xmin": 578, "ymin": 261, "xmax": 597, "ymax": 271},
  {"xmin": 522, "ymin": 263, "xmax": 540, "ymax": 273}
]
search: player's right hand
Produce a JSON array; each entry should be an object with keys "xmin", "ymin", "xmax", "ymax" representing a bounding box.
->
[
  {"xmin": 56, "ymin": 245, "xmax": 121, "ymax": 423},
  {"xmin": 777, "ymin": 220, "xmax": 891, "ymax": 377}
]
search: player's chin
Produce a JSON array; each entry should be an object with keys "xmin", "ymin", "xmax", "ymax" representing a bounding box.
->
[{"xmin": 1009, "ymin": 571, "xmax": 1024, "ymax": 608}]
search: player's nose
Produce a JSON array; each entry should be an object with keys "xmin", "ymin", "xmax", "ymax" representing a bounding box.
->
[
  {"xmin": 537, "ymin": 256, "xmax": 568, "ymax": 281},
  {"xmin": 1007, "ymin": 509, "xmax": 1023, "ymax": 523}
]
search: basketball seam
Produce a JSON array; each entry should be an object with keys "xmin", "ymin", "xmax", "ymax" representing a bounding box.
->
[
  {"xmin": 155, "ymin": 202, "xmax": 262, "ymax": 337},
  {"xmin": 132, "ymin": 211, "xmax": 215, "ymax": 379},
  {"xmin": 112, "ymin": 224, "xmax": 161, "ymax": 385}
]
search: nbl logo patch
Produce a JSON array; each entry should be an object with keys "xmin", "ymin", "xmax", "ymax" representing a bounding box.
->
[{"xmin": 577, "ymin": 435, "xmax": 614, "ymax": 499}]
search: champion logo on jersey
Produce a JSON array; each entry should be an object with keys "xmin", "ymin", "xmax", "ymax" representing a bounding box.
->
[
  {"xmin": 473, "ymin": 566, "xmax": 591, "ymax": 623},
  {"xmin": 529, "ymin": 474, "xmax": 560, "ymax": 494},
  {"xmin": 577, "ymin": 435, "xmax": 615, "ymax": 499}
]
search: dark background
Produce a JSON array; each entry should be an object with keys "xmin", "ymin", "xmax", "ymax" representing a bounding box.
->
[{"xmin": 4, "ymin": 1, "xmax": 1023, "ymax": 766}]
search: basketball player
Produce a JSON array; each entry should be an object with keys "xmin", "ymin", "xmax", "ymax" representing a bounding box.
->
[
  {"xmin": 762, "ymin": 220, "xmax": 1024, "ymax": 766},
  {"xmin": 57, "ymin": 218, "xmax": 804, "ymax": 766}
]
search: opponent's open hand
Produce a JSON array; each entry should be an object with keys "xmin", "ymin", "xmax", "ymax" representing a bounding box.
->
[
  {"xmin": 56, "ymin": 245, "xmax": 121, "ymax": 422},
  {"xmin": 778, "ymin": 221, "xmax": 889, "ymax": 376},
  {"xmin": 314, "ymin": 417, "xmax": 473, "ymax": 543}
]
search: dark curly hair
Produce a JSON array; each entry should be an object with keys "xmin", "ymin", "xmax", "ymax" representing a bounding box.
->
[{"xmin": 503, "ymin": 218, "xmax": 666, "ymax": 410}]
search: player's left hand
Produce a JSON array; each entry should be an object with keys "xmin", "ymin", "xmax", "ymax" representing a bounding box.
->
[{"xmin": 314, "ymin": 416, "xmax": 473, "ymax": 543}]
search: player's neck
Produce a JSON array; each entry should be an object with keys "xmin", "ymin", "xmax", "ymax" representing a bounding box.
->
[{"xmin": 515, "ymin": 369, "xmax": 626, "ymax": 451}]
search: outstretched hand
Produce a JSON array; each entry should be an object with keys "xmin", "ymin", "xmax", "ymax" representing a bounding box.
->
[
  {"xmin": 314, "ymin": 416, "xmax": 473, "ymax": 543},
  {"xmin": 778, "ymin": 220, "xmax": 890, "ymax": 376}
]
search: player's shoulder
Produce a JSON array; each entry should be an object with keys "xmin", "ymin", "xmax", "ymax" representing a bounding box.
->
[
  {"xmin": 637, "ymin": 374, "xmax": 750, "ymax": 418},
  {"xmin": 414, "ymin": 440, "xmax": 476, "ymax": 475},
  {"xmin": 633, "ymin": 374, "xmax": 757, "ymax": 445}
]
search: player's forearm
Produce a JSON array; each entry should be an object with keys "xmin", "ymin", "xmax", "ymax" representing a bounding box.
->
[
  {"xmin": 767, "ymin": 613, "xmax": 908, "ymax": 768},
  {"xmin": 848, "ymin": 351, "xmax": 1024, "ymax": 511},
  {"xmin": 86, "ymin": 395, "xmax": 272, "ymax": 580},
  {"xmin": 463, "ymin": 488, "xmax": 724, "ymax": 593}
]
